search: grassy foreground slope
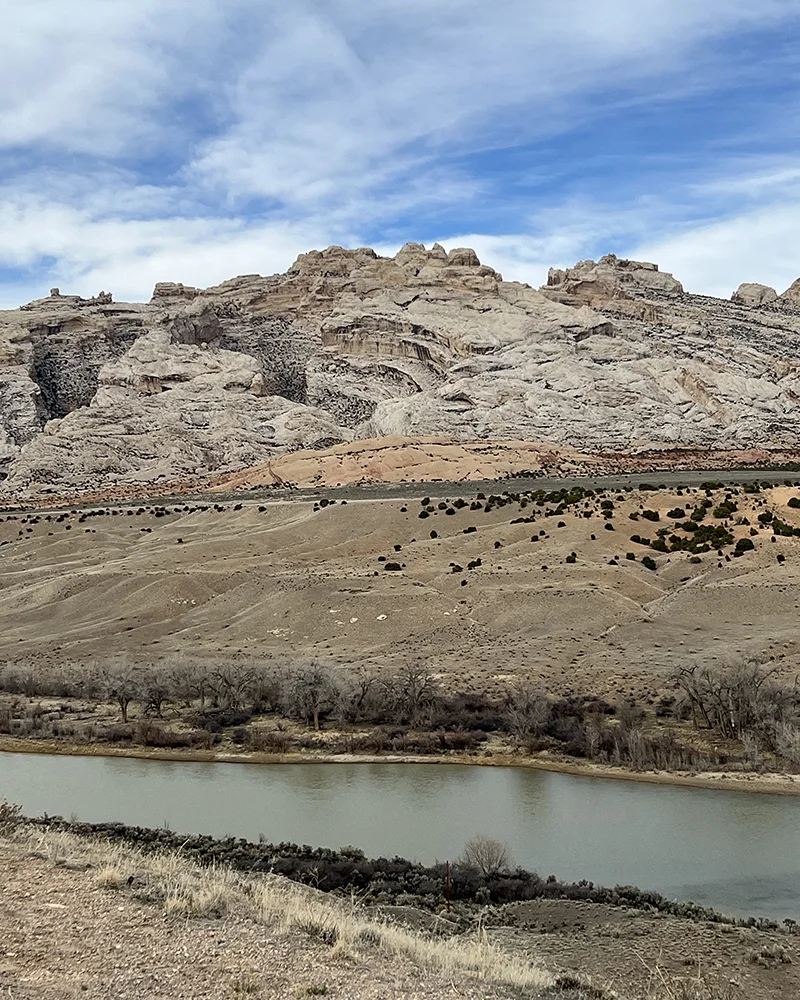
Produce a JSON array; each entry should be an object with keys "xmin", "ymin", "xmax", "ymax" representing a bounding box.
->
[{"xmin": 2, "ymin": 813, "xmax": 799, "ymax": 999}]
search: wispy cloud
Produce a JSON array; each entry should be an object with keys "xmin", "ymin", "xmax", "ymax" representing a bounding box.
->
[{"xmin": 1, "ymin": 0, "xmax": 799, "ymax": 306}]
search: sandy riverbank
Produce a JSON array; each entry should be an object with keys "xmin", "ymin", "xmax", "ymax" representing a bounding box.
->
[{"xmin": 3, "ymin": 736, "xmax": 800, "ymax": 797}]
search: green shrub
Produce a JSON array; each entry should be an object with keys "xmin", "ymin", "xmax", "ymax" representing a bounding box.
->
[
  {"xmin": 735, "ymin": 537, "xmax": 755, "ymax": 554},
  {"xmin": 626, "ymin": 552, "xmax": 635, "ymax": 561},
  {"xmin": 788, "ymin": 497, "xmax": 800, "ymax": 509},
  {"xmin": 757, "ymin": 511, "xmax": 773, "ymax": 524},
  {"xmin": 666, "ymin": 508, "xmax": 686, "ymax": 519},
  {"xmin": 641, "ymin": 556, "xmax": 657, "ymax": 571},
  {"xmin": 641, "ymin": 510, "xmax": 660, "ymax": 522}
]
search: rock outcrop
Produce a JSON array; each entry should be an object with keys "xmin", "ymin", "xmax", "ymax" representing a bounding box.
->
[
  {"xmin": 2, "ymin": 245, "xmax": 800, "ymax": 493},
  {"xmin": 781, "ymin": 278, "xmax": 800, "ymax": 306},
  {"xmin": 732, "ymin": 283, "xmax": 778, "ymax": 307}
]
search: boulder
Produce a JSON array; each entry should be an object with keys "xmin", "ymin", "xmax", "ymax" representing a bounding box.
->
[{"xmin": 732, "ymin": 283, "xmax": 778, "ymax": 307}]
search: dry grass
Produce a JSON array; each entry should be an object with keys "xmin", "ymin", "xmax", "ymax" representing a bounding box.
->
[
  {"xmin": 256, "ymin": 878, "xmax": 551, "ymax": 990},
  {"xmin": 638, "ymin": 960, "xmax": 736, "ymax": 1000},
  {"xmin": 10, "ymin": 822, "xmax": 554, "ymax": 994}
]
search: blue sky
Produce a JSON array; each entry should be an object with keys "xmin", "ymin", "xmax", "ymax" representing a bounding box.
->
[{"xmin": 1, "ymin": 0, "xmax": 800, "ymax": 307}]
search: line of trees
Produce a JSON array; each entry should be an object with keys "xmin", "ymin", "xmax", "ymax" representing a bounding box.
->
[{"xmin": 3, "ymin": 656, "xmax": 800, "ymax": 772}]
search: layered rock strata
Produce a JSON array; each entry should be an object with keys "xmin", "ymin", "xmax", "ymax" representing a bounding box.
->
[{"xmin": 2, "ymin": 247, "xmax": 800, "ymax": 493}]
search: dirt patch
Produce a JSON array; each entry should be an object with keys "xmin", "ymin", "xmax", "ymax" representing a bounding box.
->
[{"xmin": 493, "ymin": 898, "xmax": 800, "ymax": 1000}]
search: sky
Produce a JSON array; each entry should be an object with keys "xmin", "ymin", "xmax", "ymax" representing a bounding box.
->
[{"xmin": 1, "ymin": 0, "xmax": 800, "ymax": 307}]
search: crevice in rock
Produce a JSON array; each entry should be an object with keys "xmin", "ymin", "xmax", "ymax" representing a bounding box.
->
[{"xmin": 30, "ymin": 329, "xmax": 140, "ymax": 420}]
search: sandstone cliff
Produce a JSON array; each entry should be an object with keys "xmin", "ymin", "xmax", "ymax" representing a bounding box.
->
[{"xmin": 2, "ymin": 246, "xmax": 800, "ymax": 493}]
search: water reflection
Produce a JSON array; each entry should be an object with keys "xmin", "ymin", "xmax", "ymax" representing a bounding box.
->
[{"xmin": 2, "ymin": 751, "xmax": 800, "ymax": 920}]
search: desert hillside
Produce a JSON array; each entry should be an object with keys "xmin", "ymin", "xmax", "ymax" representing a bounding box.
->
[{"xmin": 2, "ymin": 480, "xmax": 799, "ymax": 699}]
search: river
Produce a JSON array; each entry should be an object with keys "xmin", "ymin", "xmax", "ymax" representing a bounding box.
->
[{"xmin": 3, "ymin": 751, "xmax": 800, "ymax": 921}]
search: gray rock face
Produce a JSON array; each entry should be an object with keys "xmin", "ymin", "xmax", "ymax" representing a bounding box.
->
[
  {"xmin": 2, "ymin": 246, "xmax": 800, "ymax": 493},
  {"xmin": 732, "ymin": 283, "xmax": 778, "ymax": 307},
  {"xmin": 546, "ymin": 254, "xmax": 684, "ymax": 306},
  {"xmin": 781, "ymin": 278, "xmax": 800, "ymax": 306},
  {"xmin": 8, "ymin": 331, "xmax": 351, "ymax": 489}
]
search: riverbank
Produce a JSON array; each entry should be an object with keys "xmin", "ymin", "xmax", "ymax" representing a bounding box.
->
[
  {"xmin": 4, "ymin": 734, "xmax": 800, "ymax": 796},
  {"xmin": 0, "ymin": 823, "xmax": 560, "ymax": 1000},
  {"xmin": 2, "ymin": 820, "xmax": 799, "ymax": 1000}
]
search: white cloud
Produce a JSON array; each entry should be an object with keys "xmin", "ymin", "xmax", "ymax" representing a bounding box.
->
[
  {"xmin": 0, "ymin": 196, "xmax": 334, "ymax": 306},
  {"xmin": 1, "ymin": 0, "xmax": 800, "ymax": 306},
  {"xmin": 187, "ymin": 0, "xmax": 800, "ymax": 206},
  {"xmin": 629, "ymin": 204, "xmax": 800, "ymax": 298}
]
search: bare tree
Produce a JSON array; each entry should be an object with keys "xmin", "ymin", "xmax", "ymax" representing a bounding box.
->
[
  {"xmin": 774, "ymin": 723, "xmax": 800, "ymax": 767},
  {"xmin": 246, "ymin": 661, "xmax": 284, "ymax": 713},
  {"xmin": 168, "ymin": 656, "xmax": 210, "ymax": 709},
  {"xmin": 384, "ymin": 662, "xmax": 441, "ymax": 725},
  {"xmin": 459, "ymin": 835, "xmax": 513, "ymax": 877},
  {"xmin": 141, "ymin": 669, "xmax": 171, "ymax": 718},
  {"xmin": 282, "ymin": 662, "xmax": 339, "ymax": 731},
  {"xmin": 332, "ymin": 666, "xmax": 381, "ymax": 723},
  {"xmin": 504, "ymin": 682, "xmax": 549, "ymax": 738},
  {"xmin": 673, "ymin": 659, "xmax": 798, "ymax": 741},
  {"xmin": 104, "ymin": 660, "xmax": 138, "ymax": 723}
]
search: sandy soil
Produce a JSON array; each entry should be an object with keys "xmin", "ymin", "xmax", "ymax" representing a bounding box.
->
[
  {"xmin": 6, "ymin": 436, "xmax": 800, "ymax": 506},
  {"xmin": 492, "ymin": 898, "xmax": 800, "ymax": 1000},
  {"xmin": 2, "ymin": 483, "xmax": 800, "ymax": 701},
  {"xmin": 212, "ymin": 437, "xmax": 595, "ymax": 489},
  {"xmin": 210, "ymin": 437, "xmax": 800, "ymax": 490}
]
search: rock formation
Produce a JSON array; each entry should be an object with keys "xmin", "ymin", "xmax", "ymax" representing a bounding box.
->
[
  {"xmin": 731, "ymin": 283, "xmax": 778, "ymax": 307},
  {"xmin": 781, "ymin": 278, "xmax": 800, "ymax": 306},
  {"xmin": 2, "ymin": 245, "xmax": 800, "ymax": 493}
]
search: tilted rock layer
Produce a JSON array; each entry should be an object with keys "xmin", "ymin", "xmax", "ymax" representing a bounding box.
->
[{"xmin": 2, "ymin": 246, "xmax": 800, "ymax": 492}]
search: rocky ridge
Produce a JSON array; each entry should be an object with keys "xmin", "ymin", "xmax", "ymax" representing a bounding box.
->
[{"xmin": 2, "ymin": 246, "xmax": 800, "ymax": 493}]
